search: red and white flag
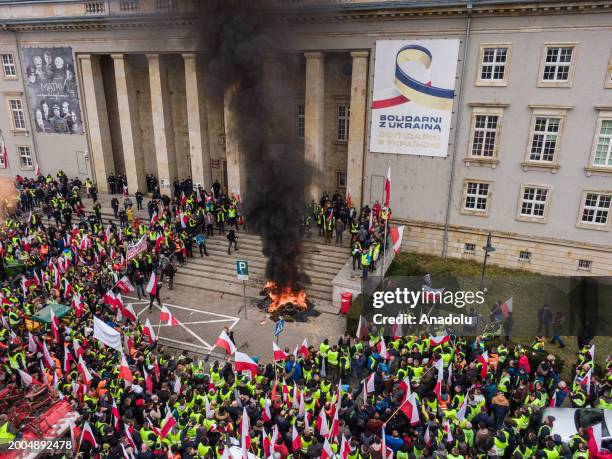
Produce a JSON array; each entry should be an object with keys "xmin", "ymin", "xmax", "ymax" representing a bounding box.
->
[
  {"xmin": 41, "ymin": 340, "xmax": 55, "ymax": 369},
  {"xmin": 116, "ymin": 276, "xmax": 135, "ymax": 294},
  {"xmin": 240, "ymin": 407, "xmax": 251, "ymax": 459},
  {"xmin": 399, "ymin": 392, "xmax": 420, "ymax": 425},
  {"xmin": 79, "ymin": 421, "xmax": 99, "ymax": 449},
  {"xmin": 299, "ymin": 338, "xmax": 310, "ymax": 359},
  {"xmin": 18, "ymin": 368, "xmax": 43, "ymax": 387},
  {"xmin": 384, "ymin": 166, "xmax": 391, "ymax": 207},
  {"xmin": 399, "ymin": 375, "xmax": 411, "ymax": 398},
  {"xmin": 430, "ymin": 334, "xmax": 450, "ymax": 347},
  {"xmin": 119, "ymin": 353, "xmax": 133, "ymax": 383},
  {"xmin": 457, "ymin": 393, "xmax": 469, "ymax": 421},
  {"xmin": 146, "ymin": 272, "xmax": 158, "ymax": 295},
  {"xmin": 143, "ymin": 367, "xmax": 153, "ymax": 393},
  {"xmin": 73, "ymin": 338, "xmax": 85, "ymax": 358},
  {"xmin": 292, "ymin": 425, "xmax": 302, "ymax": 452},
  {"xmin": 273, "ymin": 342, "xmax": 287, "ymax": 362},
  {"xmin": 159, "ymin": 408, "xmax": 176, "ymax": 438},
  {"xmin": 424, "ymin": 424, "xmax": 431, "ymax": 447},
  {"xmin": 364, "ymin": 373, "xmax": 376, "ymax": 403},
  {"xmin": 390, "ymin": 225, "xmax": 404, "ymax": 254},
  {"xmin": 477, "ymin": 351, "xmax": 489, "ymax": 380},
  {"xmin": 588, "ymin": 344, "xmax": 595, "ymax": 361},
  {"xmin": 262, "ymin": 398, "xmax": 272, "ymax": 422},
  {"xmin": 50, "ymin": 307, "xmax": 60, "ymax": 344},
  {"xmin": 112, "ymin": 400, "xmax": 121, "ymax": 431},
  {"xmin": 433, "ymin": 358, "xmax": 444, "ymax": 401},
  {"xmin": 77, "ymin": 356, "xmax": 92, "ymax": 384},
  {"xmin": 346, "ymin": 189, "xmax": 351, "ymax": 209},
  {"xmin": 124, "ymin": 423, "xmax": 136, "ymax": 449},
  {"xmin": 581, "ymin": 367, "xmax": 593, "ymax": 388},
  {"xmin": 549, "ymin": 391, "xmax": 557, "ymax": 408},
  {"xmin": 143, "ymin": 318, "xmax": 157, "ymax": 344},
  {"xmin": 356, "ymin": 315, "xmax": 369, "ymax": 339},
  {"xmin": 215, "ymin": 330, "xmax": 236, "ymax": 357},
  {"xmin": 378, "ymin": 336, "xmax": 390, "ymax": 360},
  {"xmin": 321, "ymin": 438, "xmax": 334, "ymax": 459},
  {"xmin": 63, "ymin": 346, "xmax": 75, "ymax": 373},
  {"xmin": 235, "ymin": 351, "xmax": 258, "ymax": 378},
  {"xmin": 27, "ymin": 332, "xmax": 38, "ymax": 353},
  {"xmin": 122, "ymin": 303, "xmax": 137, "ymax": 322},
  {"xmin": 339, "ymin": 435, "xmax": 350, "ymax": 459},
  {"xmin": 160, "ymin": 306, "xmax": 178, "ymax": 326},
  {"xmin": 316, "ymin": 409, "xmax": 329, "ymax": 436},
  {"xmin": 35, "ymin": 163, "xmax": 41, "ymax": 176}
]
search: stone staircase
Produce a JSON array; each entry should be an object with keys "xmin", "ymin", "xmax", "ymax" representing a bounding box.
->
[{"xmin": 82, "ymin": 194, "xmax": 350, "ymax": 312}]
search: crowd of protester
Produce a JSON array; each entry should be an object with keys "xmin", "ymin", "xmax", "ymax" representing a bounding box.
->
[{"xmin": 0, "ymin": 172, "xmax": 611, "ymax": 459}]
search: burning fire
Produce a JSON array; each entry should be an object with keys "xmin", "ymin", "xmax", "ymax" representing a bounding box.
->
[{"xmin": 264, "ymin": 281, "xmax": 308, "ymax": 313}]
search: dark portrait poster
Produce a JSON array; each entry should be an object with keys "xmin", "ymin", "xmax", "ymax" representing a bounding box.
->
[{"xmin": 21, "ymin": 46, "xmax": 84, "ymax": 134}]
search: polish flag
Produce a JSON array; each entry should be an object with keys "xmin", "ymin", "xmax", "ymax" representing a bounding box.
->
[
  {"xmin": 430, "ymin": 334, "xmax": 450, "ymax": 347},
  {"xmin": 364, "ymin": 373, "xmax": 376, "ymax": 403},
  {"xmin": 424, "ymin": 424, "xmax": 431, "ymax": 447},
  {"xmin": 477, "ymin": 351, "xmax": 489, "ymax": 380},
  {"xmin": 330, "ymin": 410, "xmax": 340, "ymax": 439},
  {"xmin": 316, "ymin": 409, "xmax": 329, "ymax": 436},
  {"xmin": 78, "ymin": 356, "xmax": 92, "ymax": 384},
  {"xmin": 124, "ymin": 423, "xmax": 136, "ymax": 449},
  {"xmin": 433, "ymin": 358, "xmax": 444, "ymax": 401},
  {"xmin": 356, "ymin": 315, "xmax": 369, "ymax": 339},
  {"xmin": 116, "ymin": 276, "xmax": 135, "ymax": 294},
  {"xmin": 384, "ymin": 166, "xmax": 391, "ymax": 207},
  {"xmin": 457, "ymin": 394, "xmax": 469, "ymax": 421},
  {"xmin": 143, "ymin": 367, "xmax": 153, "ymax": 393},
  {"xmin": 321, "ymin": 438, "xmax": 334, "ymax": 459},
  {"xmin": 262, "ymin": 398, "xmax": 272, "ymax": 422},
  {"xmin": 235, "ymin": 351, "xmax": 258, "ymax": 378},
  {"xmin": 240, "ymin": 407, "xmax": 251, "ymax": 458},
  {"xmin": 299, "ymin": 338, "xmax": 310, "ymax": 359},
  {"xmin": 160, "ymin": 306, "xmax": 178, "ymax": 326},
  {"xmin": 63, "ymin": 347, "xmax": 75, "ymax": 373},
  {"xmin": 50, "ymin": 307, "xmax": 60, "ymax": 344},
  {"xmin": 447, "ymin": 362, "xmax": 453, "ymax": 386},
  {"xmin": 399, "ymin": 375, "xmax": 411, "ymax": 398},
  {"xmin": 41, "ymin": 340, "xmax": 55, "ymax": 369},
  {"xmin": 112, "ymin": 400, "xmax": 121, "ymax": 431},
  {"xmin": 143, "ymin": 319, "xmax": 157, "ymax": 344},
  {"xmin": 181, "ymin": 192, "xmax": 187, "ymax": 206},
  {"xmin": 27, "ymin": 332, "xmax": 38, "ymax": 353},
  {"xmin": 399, "ymin": 392, "xmax": 420, "ymax": 425},
  {"xmin": 339, "ymin": 435, "xmax": 350, "ymax": 459},
  {"xmin": 549, "ymin": 391, "xmax": 557, "ymax": 408},
  {"xmin": 122, "ymin": 303, "xmax": 137, "ymax": 322},
  {"xmin": 146, "ymin": 272, "xmax": 158, "ymax": 295},
  {"xmin": 18, "ymin": 369, "xmax": 43, "ymax": 387},
  {"xmin": 35, "ymin": 163, "xmax": 41, "ymax": 176},
  {"xmin": 581, "ymin": 368, "xmax": 593, "ymax": 388},
  {"xmin": 381, "ymin": 426, "xmax": 388, "ymax": 459},
  {"xmin": 153, "ymin": 357, "xmax": 160, "ymax": 381},
  {"xmin": 292, "ymin": 425, "xmax": 302, "ymax": 452},
  {"xmin": 68, "ymin": 420, "xmax": 79, "ymax": 452},
  {"xmin": 346, "ymin": 189, "xmax": 351, "ymax": 209},
  {"xmin": 215, "ymin": 330, "xmax": 236, "ymax": 357},
  {"xmin": 390, "ymin": 225, "xmax": 404, "ymax": 254},
  {"xmin": 273, "ymin": 342, "xmax": 287, "ymax": 362},
  {"xmin": 282, "ymin": 380, "xmax": 290, "ymax": 406},
  {"xmin": 588, "ymin": 344, "xmax": 595, "ymax": 361},
  {"xmin": 73, "ymin": 339, "xmax": 85, "ymax": 358},
  {"xmin": 103, "ymin": 290, "xmax": 116, "ymax": 307},
  {"xmin": 71, "ymin": 294, "xmax": 84, "ymax": 318},
  {"xmin": 119, "ymin": 353, "xmax": 133, "ymax": 383},
  {"xmin": 79, "ymin": 421, "xmax": 99, "ymax": 449},
  {"xmin": 159, "ymin": 408, "xmax": 176, "ymax": 438},
  {"xmin": 150, "ymin": 211, "xmax": 159, "ymax": 226},
  {"xmin": 378, "ymin": 336, "xmax": 389, "ymax": 360}
]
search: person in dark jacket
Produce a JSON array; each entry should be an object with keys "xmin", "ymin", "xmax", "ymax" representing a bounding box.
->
[{"xmin": 227, "ymin": 230, "xmax": 238, "ymax": 255}]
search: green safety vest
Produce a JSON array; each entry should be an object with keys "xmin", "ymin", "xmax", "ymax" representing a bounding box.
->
[{"xmin": 328, "ymin": 350, "xmax": 339, "ymax": 366}]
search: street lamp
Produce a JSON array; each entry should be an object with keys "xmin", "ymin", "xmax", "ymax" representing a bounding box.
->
[{"xmin": 480, "ymin": 232, "xmax": 495, "ymax": 290}]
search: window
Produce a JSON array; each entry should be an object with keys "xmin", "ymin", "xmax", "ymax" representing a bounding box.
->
[
  {"xmin": 580, "ymin": 192, "xmax": 612, "ymax": 227},
  {"xmin": 477, "ymin": 45, "xmax": 510, "ymax": 85},
  {"xmin": 464, "ymin": 243, "xmax": 476, "ymax": 254},
  {"xmin": 518, "ymin": 251, "xmax": 531, "ymax": 262},
  {"xmin": 297, "ymin": 104, "xmax": 305, "ymax": 139},
  {"xmin": 592, "ymin": 119, "xmax": 612, "ymax": 167},
  {"xmin": 8, "ymin": 99, "xmax": 26, "ymax": 130},
  {"xmin": 336, "ymin": 171, "xmax": 347, "ymax": 189},
  {"xmin": 1, "ymin": 53, "xmax": 16, "ymax": 79},
  {"xmin": 17, "ymin": 146, "xmax": 32, "ymax": 168},
  {"xmin": 471, "ymin": 115, "xmax": 498, "ymax": 158},
  {"xmin": 529, "ymin": 118, "xmax": 560, "ymax": 162},
  {"xmin": 578, "ymin": 259, "xmax": 592, "ymax": 271},
  {"xmin": 519, "ymin": 186, "xmax": 549, "ymax": 219},
  {"xmin": 337, "ymin": 104, "xmax": 349, "ymax": 142},
  {"xmin": 538, "ymin": 44, "xmax": 577, "ymax": 87},
  {"xmin": 463, "ymin": 181, "xmax": 490, "ymax": 214}
]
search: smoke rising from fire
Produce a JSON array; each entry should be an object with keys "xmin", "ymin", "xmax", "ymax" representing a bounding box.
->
[{"xmin": 199, "ymin": 3, "xmax": 310, "ymax": 290}]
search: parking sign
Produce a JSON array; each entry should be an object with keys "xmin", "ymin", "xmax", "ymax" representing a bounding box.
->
[{"xmin": 236, "ymin": 260, "xmax": 249, "ymax": 280}]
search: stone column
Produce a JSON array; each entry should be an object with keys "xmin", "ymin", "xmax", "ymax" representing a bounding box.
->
[
  {"xmin": 347, "ymin": 51, "xmax": 369, "ymax": 211},
  {"xmin": 79, "ymin": 54, "xmax": 114, "ymax": 193},
  {"xmin": 304, "ymin": 52, "xmax": 325, "ymax": 201},
  {"xmin": 147, "ymin": 54, "xmax": 177, "ymax": 194},
  {"xmin": 111, "ymin": 54, "xmax": 146, "ymax": 193},
  {"xmin": 183, "ymin": 53, "xmax": 212, "ymax": 190},
  {"xmin": 223, "ymin": 84, "xmax": 242, "ymax": 197}
]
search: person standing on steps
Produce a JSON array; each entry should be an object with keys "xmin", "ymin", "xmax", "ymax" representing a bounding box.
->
[
  {"xmin": 163, "ymin": 261, "xmax": 176, "ymax": 291},
  {"xmin": 227, "ymin": 229, "xmax": 238, "ymax": 255},
  {"xmin": 195, "ymin": 233, "xmax": 208, "ymax": 256},
  {"xmin": 111, "ymin": 196, "xmax": 119, "ymax": 219}
]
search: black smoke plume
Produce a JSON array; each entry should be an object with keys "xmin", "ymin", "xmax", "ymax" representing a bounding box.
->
[{"xmin": 199, "ymin": 2, "xmax": 310, "ymax": 290}]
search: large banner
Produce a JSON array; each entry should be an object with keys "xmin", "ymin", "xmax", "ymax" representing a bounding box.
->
[
  {"xmin": 21, "ymin": 46, "xmax": 84, "ymax": 135},
  {"xmin": 370, "ymin": 39, "xmax": 460, "ymax": 157},
  {"xmin": 126, "ymin": 235, "xmax": 147, "ymax": 261}
]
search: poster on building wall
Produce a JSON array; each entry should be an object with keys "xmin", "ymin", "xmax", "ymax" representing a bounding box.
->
[
  {"xmin": 21, "ymin": 46, "xmax": 83, "ymax": 134},
  {"xmin": 369, "ymin": 39, "xmax": 460, "ymax": 157}
]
